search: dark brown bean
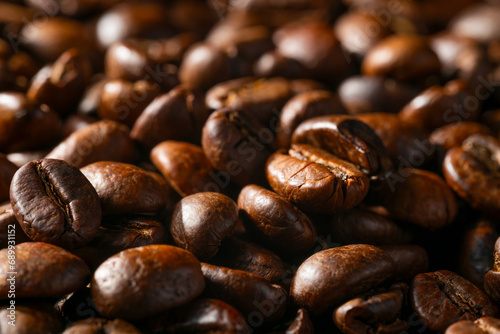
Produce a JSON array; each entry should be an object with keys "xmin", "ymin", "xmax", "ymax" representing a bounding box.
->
[
  {"xmin": 62, "ymin": 318, "xmax": 142, "ymax": 334},
  {"xmin": 104, "ymin": 40, "xmax": 156, "ymax": 82},
  {"xmin": 430, "ymin": 122, "xmax": 493, "ymax": 152},
  {"xmin": 378, "ymin": 244, "xmax": 429, "ymax": 282},
  {"xmin": 0, "ymin": 154, "xmax": 17, "ymax": 202},
  {"xmin": 0, "ymin": 202, "xmax": 29, "ymax": 249},
  {"xmin": 170, "ymin": 192, "xmax": 238, "ymax": 261},
  {"xmin": 484, "ymin": 237, "xmax": 500, "ymax": 303},
  {"xmin": 0, "ymin": 242, "xmax": 90, "ymax": 298},
  {"xmin": 266, "ymin": 144, "xmax": 369, "ymax": 213},
  {"xmin": 411, "ymin": 270, "xmax": 499, "ymax": 333},
  {"xmin": 92, "ymin": 244, "xmax": 205, "ymax": 320},
  {"xmin": 449, "ymin": 3, "xmax": 500, "ymax": 44},
  {"xmin": 10, "ymin": 159, "xmax": 101, "ymax": 249},
  {"xmin": 0, "ymin": 303, "xmax": 65, "ymax": 334},
  {"xmin": 445, "ymin": 317, "xmax": 500, "ymax": 334},
  {"xmin": 290, "ymin": 244, "xmax": 395, "ymax": 315}
]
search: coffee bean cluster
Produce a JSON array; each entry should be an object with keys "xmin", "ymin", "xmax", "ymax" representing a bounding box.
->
[{"xmin": 0, "ymin": 0, "xmax": 500, "ymax": 333}]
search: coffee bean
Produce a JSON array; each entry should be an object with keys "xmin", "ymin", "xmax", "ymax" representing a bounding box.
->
[
  {"xmin": 378, "ymin": 244, "xmax": 429, "ymax": 282},
  {"xmin": 484, "ymin": 237, "xmax": 500, "ymax": 303},
  {"xmin": 10, "ymin": 159, "xmax": 101, "ymax": 249},
  {"xmin": 290, "ymin": 244, "xmax": 395, "ymax": 315},
  {"xmin": 0, "ymin": 242, "xmax": 90, "ymax": 298},
  {"xmin": 430, "ymin": 122, "xmax": 493, "ymax": 152},
  {"xmin": 266, "ymin": 144, "xmax": 369, "ymax": 213},
  {"xmin": 445, "ymin": 317, "xmax": 500, "ymax": 334},
  {"xmin": 92, "ymin": 244, "xmax": 205, "ymax": 320},
  {"xmin": 62, "ymin": 318, "xmax": 142, "ymax": 334},
  {"xmin": 0, "ymin": 303, "xmax": 65, "ymax": 334},
  {"xmin": 411, "ymin": 270, "xmax": 499, "ymax": 333},
  {"xmin": 0, "ymin": 202, "xmax": 29, "ymax": 249}
]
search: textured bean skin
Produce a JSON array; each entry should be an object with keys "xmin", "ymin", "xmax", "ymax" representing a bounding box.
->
[
  {"xmin": 0, "ymin": 242, "xmax": 90, "ymax": 298},
  {"xmin": 445, "ymin": 317, "xmax": 500, "ymax": 334},
  {"xmin": 290, "ymin": 244, "xmax": 395, "ymax": 315},
  {"xmin": 10, "ymin": 159, "xmax": 101, "ymax": 249},
  {"xmin": 92, "ymin": 244, "xmax": 205, "ymax": 320},
  {"xmin": 411, "ymin": 270, "xmax": 499, "ymax": 333},
  {"xmin": 238, "ymin": 184, "xmax": 317, "ymax": 256},
  {"xmin": 0, "ymin": 303, "xmax": 65, "ymax": 334},
  {"xmin": 266, "ymin": 144, "xmax": 369, "ymax": 213},
  {"xmin": 62, "ymin": 318, "xmax": 141, "ymax": 334},
  {"xmin": 81, "ymin": 161, "xmax": 167, "ymax": 215},
  {"xmin": 170, "ymin": 192, "xmax": 238, "ymax": 260},
  {"xmin": 484, "ymin": 238, "xmax": 500, "ymax": 304}
]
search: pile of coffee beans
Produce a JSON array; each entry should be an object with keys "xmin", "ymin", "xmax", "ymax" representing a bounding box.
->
[{"xmin": 0, "ymin": 0, "xmax": 500, "ymax": 333}]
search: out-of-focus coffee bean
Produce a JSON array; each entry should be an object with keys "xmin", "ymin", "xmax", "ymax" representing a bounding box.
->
[
  {"xmin": 92, "ymin": 244, "xmax": 205, "ymax": 320},
  {"xmin": 378, "ymin": 244, "xmax": 429, "ymax": 282},
  {"xmin": 327, "ymin": 208, "xmax": 412, "ymax": 245},
  {"xmin": 0, "ymin": 202, "xmax": 29, "ymax": 248},
  {"xmin": 443, "ymin": 135, "xmax": 500, "ymax": 217},
  {"xmin": 290, "ymin": 244, "xmax": 395, "ymax": 315},
  {"xmin": 459, "ymin": 219, "xmax": 498, "ymax": 288},
  {"xmin": 77, "ymin": 76, "xmax": 106, "ymax": 116},
  {"xmin": 333, "ymin": 283, "xmax": 409, "ymax": 334},
  {"xmin": 98, "ymin": 79, "xmax": 160, "ymax": 128},
  {"xmin": 63, "ymin": 318, "xmax": 141, "ymax": 334},
  {"xmin": 445, "ymin": 317, "xmax": 500, "ymax": 334},
  {"xmin": 253, "ymin": 49, "xmax": 311, "ymax": 80},
  {"xmin": 449, "ymin": 3, "xmax": 500, "ymax": 45},
  {"xmin": 430, "ymin": 121, "xmax": 493, "ymax": 152},
  {"xmin": 105, "ymin": 40, "xmax": 156, "ymax": 82},
  {"xmin": 0, "ymin": 92, "xmax": 61, "ymax": 153},
  {"xmin": 291, "ymin": 115, "xmax": 393, "ymax": 175},
  {"xmin": 150, "ymin": 141, "xmax": 217, "ymax": 197},
  {"xmin": 27, "ymin": 48, "xmax": 92, "ymax": 116},
  {"xmin": 0, "ymin": 154, "xmax": 17, "ymax": 202},
  {"xmin": 10, "ymin": 158, "xmax": 101, "ymax": 249},
  {"xmin": 61, "ymin": 114, "xmax": 98, "ymax": 138},
  {"xmin": 369, "ymin": 168, "xmax": 457, "ymax": 229},
  {"xmin": 201, "ymin": 263, "xmax": 288, "ymax": 325},
  {"xmin": 266, "ymin": 144, "xmax": 369, "ymax": 213},
  {"xmin": 131, "ymin": 85, "xmax": 209, "ymax": 149},
  {"xmin": 338, "ymin": 75, "xmax": 417, "ymax": 115},
  {"xmin": 0, "ymin": 303, "xmax": 65, "ymax": 334},
  {"xmin": 45, "ymin": 120, "xmax": 135, "ymax": 168},
  {"xmin": 0, "ymin": 242, "xmax": 90, "ymax": 298},
  {"xmin": 6, "ymin": 150, "xmax": 49, "ymax": 168},
  {"xmin": 144, "ymin": 33, "xmax": 199, "ymax": 66},
  {"xmin": 484, "ymin": 237, "xmax": 500, "ymax": 303},
  {"xmin": 399, "ymin": 79, "xmax": 481, "ymax": 132},
  {"xmin": 362, "ymin": 34, "xmax": 441, "ymax": 81},
  {"xmin": 202, "ymin": 107, "xmax": 276, "ymax": 187},
  {"xmin": 411, "ymin": 270, "xmax": 499, "ymax": 333},
  {"xmin": 170, "ymin": 192, "xmax": 238, "ymax": 261},
  {"xmin": 178, "ymin": 42, "xmax": 232, "ymax": 91},
  {"xmin": 277, "ymin": 90, "xmax": 347, "ymax": 149},
  {"xmin": 334, "ymin": 11, "xmax": 391, "ymax": 58},
  {"xmin": 95, "ymin": 2, "xmax": 171, "ymax": 50},
  {"xmin": 81, "ymin": 161, "xmax": 167, "ymax": 215},
  {"xmin": 238, "ymin": 184, "xmax": 317, "ymax": 256}
]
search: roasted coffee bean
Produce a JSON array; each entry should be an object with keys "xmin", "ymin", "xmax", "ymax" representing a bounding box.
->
[
  {"xmin": 0, "ymin": 242, "xmax": 90, "ymax": 298},
  {"xmin": 46, "ymin": 120, "xmax": 135, "ymax": 168},
  {"xmin": 205, "ymin": 77, "xmax": 293, "ymax": 125},
  {"xmin": 411, "ymin": 270, "xmax": 499, "ymax": 333},
  {"xmin": 143, "ymin": 298, "xmax": 250, "ymax": 334},
  {"xmin": 290, "ymin": 244, "xmax": 395, "ymax": 315},
  {"xmin": 27, "ymin": 48, "xmax": 92, "ymax": 116},
  {"xmin": 291, "ymin": 115, "xmax": 393, "ymax": 175},
  {"xmin": 54, "ymin": 285, "xmax": 99, "ymax": 323},
  {"xmin": 326, "ymin": 208, "xmax": 412, "ymax": 245},
  {"xmin": 178, "ymin": 42, "xmax": 232, "ymax": 91},
  {"xmin": 0, "ymin": 303, "xmax": 65, "ymax": 334},
  {"xmin": 459, "ymin": 220, "xmax": 498, "ymax": 288},
  {"xmin": 81, "ymin": 161, "xmax": 167, "ymax": 215},
  {"xmin": 104, "ymin": 40, "xmax": 156, "ymax": 82},
  {"xmin": 285, "ymin": 308, "xmax": 314, "ymax": 334},
  {"xmin": 484, "ymin": 237, "xmax": 500, "ymax": 303},
  {"xmin": 0, "ymin": 154, "xmax": 16, "ymax": 202},
  {"xmin": 63, "ymin": 318, "xmax": 142, "ymax": 334},
  {"xmin": 20, "ymin": 17, "xmax": 94, "ymax": 62},
  {"xmin": 6, "ymin": 150, "xmax": 49, "ymax": 168},
  {"xmin": 0, "ymin": 202, "xmax": 29, "ymax": 249},
  {"xmin": 334, "ymin": 11, "xmax": 391, "ymax": 58},
  {"xmin": 399, "ymin": 79, "xmax": 481, "ymax": 132},
  {"xmin": 98, "ymin": 79, "xmax": 161, "ymax": 128},
  {"xmin": 370, "ymin": 168, "xmax": 457, "ymax": 229},
  {"xmin": 443, "ymin": 135, "xmax": 500, "ymax": 217},
  {"xmin": 266, "ymin": 144, "xmax": 369, "ymax": 213},
  {"xmin": 92, "ymin": 244, "xmax": 205, "ymax": 320},
  {"xmin": 151, "ymin": 141, "xmax": 217, "ymax": 197},
  {"xmin": 238, "ymin": 184, "xmax": 317, "ymax": 256},
  {"xmin": 253, "ymin": 49, "xmax": 311, "ymax": 80},
  {"xmin": 338, "ymin": 75, "xmax": 417, "ymax": 115},
  {"xmin": 77, "ymin": 77, "xmax": 106, "ymax": 116},
  {"xmin": 73, "ymin": 215, "xmax": 166, "ymax": 270},
  {"xmin": 445, "ymin": 317, "xmax": 500, "ymax": 334},
  {"xmin": 201, "ymin": 263, "xmax": 288, "ymax": 325},
  {"xmin": 95, "ymin": 2, "xmax": 171, "ymax": 49},
  {"xmin": 449, "ymin": 3, "xmax": 500, "ymax": 44},
  {"xmin": 10, "ymin": 159, "xmax": 101, "ymax": 249},
  {"xmin": 24, "ymin": 0, "xmax": 109, "ymax": 17},
  {"xmin": 202, "ymin": 107, "xmax": 276, "ymax": 187},
  {"xmin": 131, "ymin": 85, "xmax": 210, "ymax": 149},
  {"xmin": 211, "ymin": 237, "xmax": 287, "ymax": 284},
  {"xmin": 170, "ymin": 192, "xmax": 238, "ymax": 260},
  {"xmin": 333, "ymin": 283, "xmax": 409, "ymax": 334},
  {"xmin": 362, "ymin": 34, "xmax": 441, "ymax": 81},
  {"xmin": 277, "ymin": 90, "xmax": 347, "ymax": 149},
  {"xmin": 378, "ymin": 245, "xmax": 429, "ymax": 282},
  {"xmin": 62, "ymin": 115, "xmax": 98, "ymax": 138},
  {"xmin": 356, "ymin": 113, "xmax": 435, "ymax": 167},
  {"xmin": 0, "ymin": 92, "xmax": 61, "ymax": 153}
]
